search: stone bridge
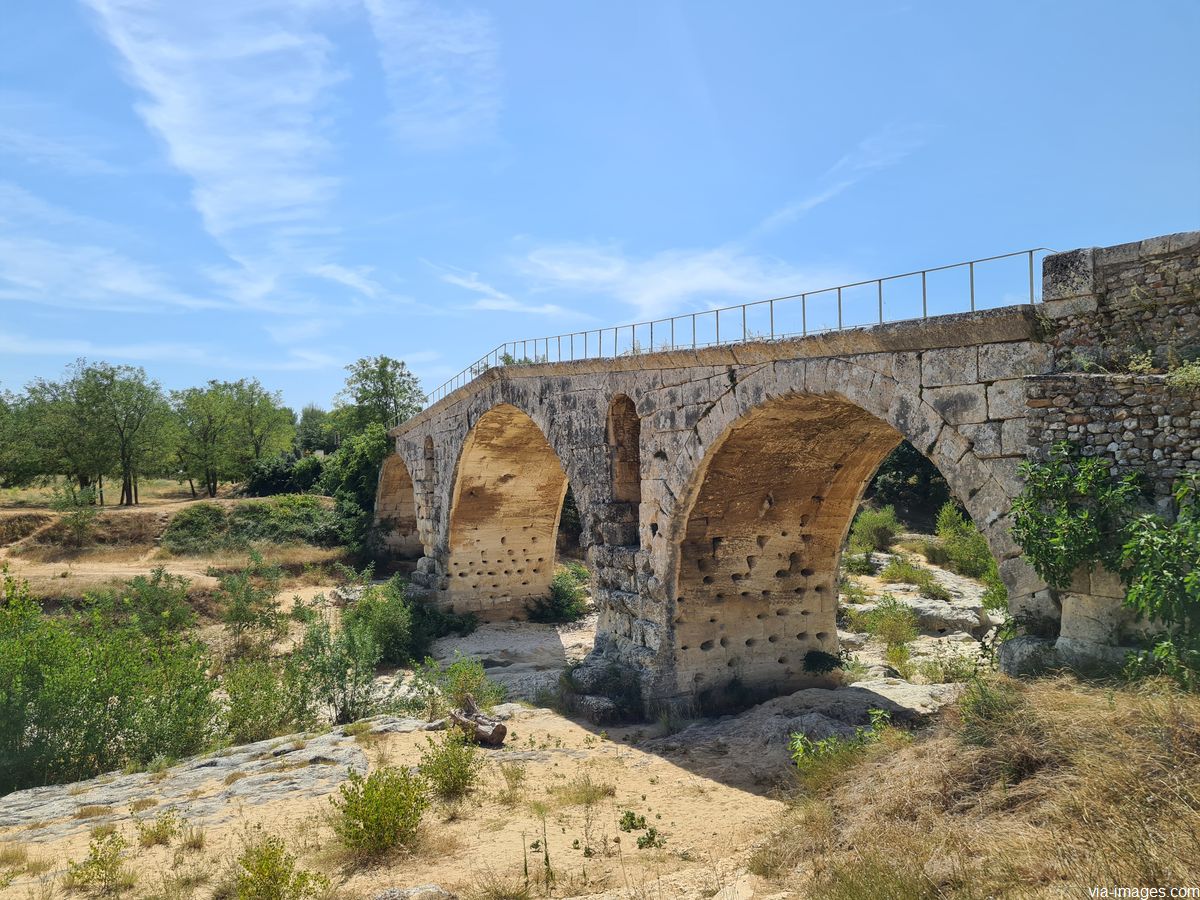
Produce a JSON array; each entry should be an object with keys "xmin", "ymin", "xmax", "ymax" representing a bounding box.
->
[{"xmin": 377, "ymin": 231, "xmax": 1200, "ymax": 712}]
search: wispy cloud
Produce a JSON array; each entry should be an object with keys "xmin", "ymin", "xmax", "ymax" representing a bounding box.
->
[
  {"xmin": 517, "ymin": 243, "xmax": 854, "ymax": 321},
  {"xmin": 439, "ymin": 267, "xmax": 581, "ymax": 317},
  {"xmin": 0, "ymin": 91, "xmax": 126, "ymax": 175},
  {"xmin": 748, "ymin": 125, "xmax": 927, "ymax": 239},
  {"xmin": 82, "ymin": 0, "xmax": 344, "ymax": 291},
  {"xmin": 309, "ymin": 263, "xmax": 384, "ymax": 300},
  {"xmin": 363, "ymin": 0, "xmax": 501, "ymax": 150}
]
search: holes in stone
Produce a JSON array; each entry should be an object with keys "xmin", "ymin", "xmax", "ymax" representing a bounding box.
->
[
  {"xmin": 681, "ymin": 644, "xmax": 689, "ymax": 650},
  {"xmin": 702, "ymin": 576, "xmax": 714, "ymax": 585},
  {"xmin": 800, "ymin": 568, "xmax": 814, "ymax": 577},
  {"xmin": 756, "ymin": 612, "xmax": 767, "ymax": 620},
  {"xmin": 700, "ymin": 640, "xmax": 715, "ymax": 651},
  {"xmin": 768, "ymin": 635, "xmax": 778, "ymax": 643},
  {"xmin": 746, "ymin": 555, "xmax": 757, "ymax": 570},
  {"xmin": 811, "ymin": 495, "xmax": 824, "ymax": 502},
  {"xmin": 708, "ymin": 617, "xmax": 718, "ymax": 624},
  {"xmin": 730, "ymin": 573, "xmax": 742, "ymax": 582},
  {"xmin": 726, "ymin": 659, "xmax": 737, "ymax": 668},
  {"xmin": 775, "ymin": 570, "xmax": 788, "ymax": 578},
  {"xmin": 740, "ymin": 591, "xmax": 751, "ymax": 598},
  {"xmin": 650, "ymin": 522, "xmax": 659, "ymax": 537},
  {"xmin": 796, "ymin": 631, "xmax": 808, "ymax": 640},
  {"xmin": 500, "ymin": 536, "xmax": 507, "ymax": 545},
  {"xmin": 777, "ymin": 657, "xmax": 787, "ymax": 664},
  {"xmin": 719, "ymin": 637, "xmax": 729, "ymax": 648},
  {"xmin": 814, "ymin": 585, "xmax": 826, "ymax": 594},
  {"xmin": 715, "ymin": 593, "xmax": 726, "ymax": 602},
  {"xmin": 756, "ymin": 535, "xmax": 767, "ymax": 549},
  {"xmin": 711, "ymin": 537, "xmax": 722, "ymax": 556},
  {"xmin": 775, "ymin": 608, "xmax": 788, "ymax": 615},
  {"xmin": 816, "ymin": 632, "xmax": 828, "ymax": 640},
  {"xmin": 745, "ymin": 638, "xmax": 757, "ymax": 647}
]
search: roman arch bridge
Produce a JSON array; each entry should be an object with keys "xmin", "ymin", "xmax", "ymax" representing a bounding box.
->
[{"xmin": 376, "ymin": 232, "xmax": 1200, "ymax": 711}]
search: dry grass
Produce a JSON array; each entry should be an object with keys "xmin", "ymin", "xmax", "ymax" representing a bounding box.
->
[
  {"xmin": 754, "ymin": 674, "xmax": 1200, "ymax": 896},
  {"xmin": 548, "ymin": 771, "xmax": 616, "ymax": 807},
  {"xmin": 130, "ymin": 798, "xmax": 159, "ymax": 813},
  {"xmin": 73, "ymin": 805, "xmax": 113, "ymax": 820}
]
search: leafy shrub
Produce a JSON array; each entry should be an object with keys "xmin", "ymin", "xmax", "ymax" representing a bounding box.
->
[
  {"xmin": 223, "ymin": 659, "xmax": 307, "ymax": 744},
  {"xmin": 50, "ymin": 483, "xmax": 98, "ymax": 548},
  {"xmin": 330, "ymin": 766, "xmax": 428, "ymax": 859},
  {"xmin": 343, "ymin": 581, "xmax": 413, "ymax": 666},
  {"xmin": 933, "ymin": 502, "xmax": 995, "ymax": 579},
  {"xmin": 0, "ymin": 571, "xmax": 217, "ymax": 793},
  {"xmin": 981, "ymin": 573, "xmax": 1008, "ymax": 612},
  {"xmin": 162, "ymin": 502, "xmax": 228, "ymax": 554},
  {"xmin": 289, "ymin": 618, "xmax": 381, "ymax": 725},
  {"xmin": 1166, "ymin": 358, "xmax": 1200, "ymax": 389},
  {"xmin": 788, "ymin": 709, "xmax": 893, "ymax": 792},
  {"xmin": 878, "ymin": 558, "xmax": 951, "ymax": 601},
  {"xmin": 528, "ymin": 569, "xmax": 588, "ymax": 622},
  {"xmin": 1011, "ymin": 442, "xmax": 1139, "ymax": 589},
  {"xmin": 418, "ymin": 730, "xmax": 483, "ymax": 802},
  {"xmin": 64, "ymin": 833, "xmax": 135, "ymax": 894},
  {"xmin": 135, "ymin": 809, "xmax": 182, "ymax": 848},
  {"xmin": 86, "ymin": 566, "xmax": 195, "ymax": 636},
  {"xmin": 865, "ymin": 441, "xmax": 950, "ymax": 526},
  {"xmin": 1122, "ymin": 473, "xmax": 1200, "ymax": 632},
  {"xmin": 244, "ymin": 454, "xmax": 326, "ymax": 498},
  {"xmin": 636, "ymin": 827, "xmax": 666, "ymax": 849},
  {"xmin": 848, "ymin": 505, "xmax": 901, "ymax": 552},
  {"xmin": 218, "ymin": 554, "xmax": 283, "ymax": 649},
  {"xmin": 232, "ymin": 831, "xmax": 329, "ymax": 900},
  {"xmin": 845, "ymin": 595, "xmax": 918, "ymax": 648},
  {"xmin": 842, "ymin": 551, "xmax": 876, "ymax": 576},
  {"xmin": 408, "ymin": 655, "xmax": 505, "ymax": 718},
  {"xmin": 838, "ymin": 577, "xmax": 869, "ymax": 605}
]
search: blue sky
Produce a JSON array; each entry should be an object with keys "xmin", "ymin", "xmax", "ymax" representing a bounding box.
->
[{"xmin": 1, "ymin": 1, "xmax": 1197, "ymax": 410}]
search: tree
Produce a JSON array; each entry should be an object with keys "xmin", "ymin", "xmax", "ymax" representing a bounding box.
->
[
  {"xmin": 88, "ymin": 363, "xmax": 170, "ymax": 506},
  {"xmin": 172, "ymin": 382, "xmax": 238, "ymax": 498},
  {"xmin": 0, "ymin": 390, "xmax": 41, "ymax": 488},
  {"xmin": 295, "ymin": 404, "xmax": 336, "ymax": 455},
  {"xmin": 23, "ymin": 361, "xmax": 115, "ymax": 494},
  {"xmin": 334, "ymin": 356, "xmax": 423, "ymax": 437},
  {"xmin": 229, "ymin": 379, "xmax": 294, "ymax": 466}
]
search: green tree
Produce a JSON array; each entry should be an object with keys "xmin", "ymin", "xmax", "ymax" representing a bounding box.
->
[
  {"xmin": 295, "ymin": 404, "xmax": 336, "ymax": 455},
  {"xmin": 171, "ymin": 382, "xmax": 238, "ymax": 498},
  {"xmin": 230, "ymin": 379, "xmax": 295, "ymax": 465},
  {"xmin": 0, "ymin": 390, "xmax": 41, "ymax": 488},
  {"xmin": 88, "ymin": 362, "xmax": 170, "ymax": 505},
  {"xmin": 333, "ymin": 356, "xmax": 423, "ymax": 436},
  {"xmin": 23, "ymin": 361, "xmax": 115, "ymax": 496}
]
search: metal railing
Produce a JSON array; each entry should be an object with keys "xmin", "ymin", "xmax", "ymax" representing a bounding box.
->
[{"xmin": 403, "ymin": 247, "xmax": 1054, "ymax": 420}]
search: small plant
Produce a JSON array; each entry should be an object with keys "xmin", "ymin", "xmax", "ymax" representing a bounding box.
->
[
  {"xmin": 135, "ymin": 809, "xmax": 182, "ymax": 848},
  {"xmin": 418, "ymin": 730, "xmax": 483, "ymax": 802},
  {"xmin": 636, "ymin": 827, "xmax": 666, "ymax": 850},
  {"xmin": 50, "ymin": 484, "xmax": 99, "ymax": 548},
  {"xmin": 916, "ymin": 644, "xmax": 982, "ymax": 684},
  {"xmin": 878, "ymin": 557, "xmax": 951, "ymax": 601},
  {"xmin": 1126, "ymin": 349, "xmax": 1155, "ymax": 374},
  {"xmin": 496, "ymin": 762, "xmax": 527, "ymax": 806},
  {"xmin": 330, "ymin": 766, "xmax": 428, "ymax": 859},
  {"xmin": 1166, "ymin": 358, "xmax": 1200, "ymax": 389},
  {"xmin": 848, "ymin": 505, "xmax": 901, "ymax": 552},
  {"xmin": 838, "ymin": 577, "xmax": 869, "ymax": 605},
  {"xmin": 408, "ymin": 654, "xmax": 505, "ymax": 717},
  {"xmin": 550, "ymin": 772, "xmax": 615, "ymax": 807},
  {"xmin": 231, "ymin": 830, "xmax": 329, "ymax": 900},
  {"xmin": 618, "ymin": 811, "xmax": 647, "ymax": 832},
  {"xmin": 845, "ymin": 595, "xmax": 918, "ymax": 648},
  {"xmin": 528, "ymin": 569, "xmax": 588, "ymax": 623},
  {"xmin": 842, "ymin": 551, "xmax": 876, "ymax": 576},
  {"xmin": 65, "ymin": 833, "xmax": 136, "ymax": 895},
  {"xmin": 788, "ymin": 709, "xmax": 893, "ymax": 792}
]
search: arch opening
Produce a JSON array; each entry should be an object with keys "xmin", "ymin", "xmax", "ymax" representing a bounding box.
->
[
  {"xmin": 672, "ymin": 394, "xmax": 905, "ymax": 708},
  {"xmin": 607, "ymin": 394, "xmax": 642, "ymax": 506},
  {"xmin": 375, "ymin": 454, "xmax": 423, "ymax": 569},
  {"xmin": 447, "ymin": 403, "xmax": 570, "ymax": 620}
]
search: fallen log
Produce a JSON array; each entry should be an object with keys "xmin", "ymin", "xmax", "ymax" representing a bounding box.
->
[{"xmin": 448, "ymin": 694, "xmax": 507, "ymax": 747}]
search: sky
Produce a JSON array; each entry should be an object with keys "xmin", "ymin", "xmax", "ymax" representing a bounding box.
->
[{"xmin": 1, "ymin": 1, "xmax": 1197, "ymax": 411}]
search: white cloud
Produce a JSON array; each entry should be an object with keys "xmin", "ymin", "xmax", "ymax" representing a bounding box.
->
[
  {"xmin": 82, "ymin": 0, "xmax": 344, "ymax": 277},
  {"xmin": 363, "ymin": 0, "xmax": 501, "ymax": 149},
  {"xmin": 438, "ymin": 267, "xmax": 584, "ymax": 317},
  {"xmin": 309, "ymin": 263, "xmax": 384, "ymax": 299},
  {"xmin": 517, "ymin": 243, "xmax": 854, "ymax": 321},
  {"xmin": 0, "ymin": 126, "xmax": 123, "ymax": 176},
  {"xmin": 749, "ymin": 125, "xmax": 927, "ymax": 239}
]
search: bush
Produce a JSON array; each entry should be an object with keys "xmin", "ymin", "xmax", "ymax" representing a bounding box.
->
[
  {"xmin": 842, "ymin": 551, "xmax": 876, "ymax": 576},
  {"xmin": 878, "ymin": 558, "xmax": 951, "ymax": 601},
  {"xmin": 418, "ymin": 730, "xmax": 483, "ymax": 802},
  {"xmin": 343, "ymin": 581, "xmax": 413, "ymax": 666},
  {"xmin": 162, "ymin": 502, "xmax": 228, "ymax": 554},
  {"xmin": 838, "ymin": 577, "xmax": 869, "ymax": 605},
  {"xmin": 330, "ymin": 766, "xmax": 428, "ymax": 859},
  {"xmin": 788, "ymin": 709, "xmax": 893, "ymax": 793},
  {"xmin": 0, "ymin": 571, "xmax": 217, "ymax": 793},
  {"xmin": 232, "ymin": 831, "xmax": 329, "ymax": 900},
  {"xmin": 289, "ymin": 617, "xmax": 381, "ymax": 725},
  {"xmin": 86, "ymin": 566, "xmax": 195, "ymax": 636},
  {"xmin": 406, "ymin": 655, "xmax": 505, "ymax": 718},
  {"xmin": 848, "ymin": 506, "xmax": 901, "ymax": 552},
  {"xmin": 933, "ymin": 502, "xmax": 995, "ymax": 579},
  {"xmin": 219, "ymin": 554, "xmax": 283, "ymax": 650},
  {"xmin": 50, "ymin": 483, "xmax": 98, "ymax": 548},
  {"xmin": 528, "ymin": 569, "xmax": 588, "ymax": 623},
  {"xmin": 244, "ymin": 455, "xmax": 326, "ymax": 498},
  {"xmin": 845, "ymin": 595, "xmax": 918, "ymax": 648},
  {"xmin": 223, "ymin": 659, "xmax": 307, "ymax": 744},
  {"xmin": 64, "ymin": 833, "xmax": 135, "ymax": 894}
]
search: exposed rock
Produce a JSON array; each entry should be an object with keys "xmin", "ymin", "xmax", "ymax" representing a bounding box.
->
[
  {"xmin": 373, "ymin": 887, "xmax": 458, "ymax": 900},
  {"xmin": 997, "ymin": 635, "xmax": 1059, "ymax": 676}
]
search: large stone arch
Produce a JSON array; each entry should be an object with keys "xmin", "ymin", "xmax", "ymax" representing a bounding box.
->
[
  {"xmin": 374, "ymin": 454, "xmax": 424, "ymax": 564},
  {"xmin": 662, "ymin": 359, "xmax": 1026, "ymax": 706},
  {"xmin": 445, "ymin": 402, "xmax": 572, "ymax": 619}
]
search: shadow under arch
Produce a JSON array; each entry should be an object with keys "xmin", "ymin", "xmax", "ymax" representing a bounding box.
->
[
  {"xmin": 664, "ymin": 379, "xmax": 1013, "ymax": 711},
  {"xmin": 445, "ymin": 402, "xmax": 572, "ymax": 620},
  {"xmin": 374, "ymin": 453, "xmax": 424, "ymax": 569}
]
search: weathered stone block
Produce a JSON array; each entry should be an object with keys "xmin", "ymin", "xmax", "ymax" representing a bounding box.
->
[
  {"xmin": 978, "ymin": 342, "xmax": 1052, "ymax": 381},
  {"xmin": 925, "ymin": 384, "xmax": 988, "ymax": 425},
  {"xmin": 986, "ymin": 379, "xmax": 1027, "ymax": 420},
  {"xmin": 922, "ymin": 347, "xmax": 978, "ymax": 387}
]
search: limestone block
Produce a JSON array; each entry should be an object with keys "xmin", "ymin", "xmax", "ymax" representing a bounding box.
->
[
  {"xmin": 892, "ymin": 351, "xmax": 921, "ymax": 387},
  {"xmin": 1059, "ymin": 593, "xmax": 1133, "ymax": 647},
  {"xmin": 922, "ymin": 347, "xmax": 978, "ymax": 387},
  {"xmin": 1001, "ymin": 417, "xmax": 1030, "ymax": 456},
  {"xmin": 986, "ymin": 379, "xmax": 1027, "ymax": 420},
  {"xmin": 889, "ymin": 391, "xmax": 942, "ymax": 451},
  {"xmin": 997, "ymin": 635, "xmax": 1059, "ymax": 676},
  {"xmin": 978, "ymin": 342, "xmax": 1052, "ymax": 381},
  {"xmin": 1042, "ymin": 248, "xmax": 1095, "ymax": 302},
  {"xmin": 960, "ymin": 422, "xmax": 1003, "ymax": 458},
  {"xmin": 924, "ymin": 384, "xmax": 988, "ymax": 425}
]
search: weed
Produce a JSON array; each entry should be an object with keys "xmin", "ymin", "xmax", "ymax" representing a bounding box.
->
[
  {"xmin": 844, "ymin": 595, "xmax": 918, "ymax": 648},
  {"xmin": 550, "ymin": 772, "xmax": 615, "ymax": 807},
  {"xmin": 917, "ymin": 645, "xmax": 983, "ymax": 684},
  {"xmin": 231, "ymin": 830, "xmax": 329, "ymax": 900},
  {"xmin": 73, "ymin": 805, "xmax": 113, "ymax": 820},
  {"xmin": 848, "ymin": 506, "xmax": 901, "ymax": 552},
  {"xmin": 496, "ymin": 763, "xmax": 527, "ymax": 806},
  {"xmin": 129, "ymin": 798, "xmax": 158, "ymax": 813},
  {"xmin": 64, "ymin": 833, "xmax": 136, "ymax": 895},
  {"xmin": 635, "ymin": 827, "xmax": 665, "ymax": 850},
  {"xmin": 419, "ymin": 731, "xmax": 484, "ymax": 802},
  {"xmin": 527, "ymin": 569, "xmax": 588, "ymax": 623},
  {"xmin": 179, "ymin": 825, "xmax": 206, "ymax": 852},
  {"xmin": 330, "ymin": 766, "xmax": 428, "ymax": 860},
  {"xmin": 618, "ymin": 811, "xmax": 646, "ymax": 833},
  {"xmin": 135, "ymin": 809, "xmax": 182, "ymax": 848},
  {"xmin": 878, "ymin": 558, "xmax": 951, "ymax": 601},
  {"xmin": 842, "ymin": 551, "xmax": 876, "ymax": 576},
  {"xmin": 789, "ymin": 709, "xmax": 897, "ymax": 793}
]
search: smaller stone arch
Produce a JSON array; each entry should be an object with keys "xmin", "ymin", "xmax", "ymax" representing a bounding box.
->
[
  {"xmin": 374, "ymin": 454, "xmax": 423, "ymax": 565},
  {"xmin": 607, "ymin": 394, "xmax": 642, "ymax": 506}
]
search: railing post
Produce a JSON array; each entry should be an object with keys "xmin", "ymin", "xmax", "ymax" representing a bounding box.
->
[
  {"xmin": 802, "ymin": 294, "xmax": 807, "ymax": 336},
  {"xmin": 877, "ymin": 279, "xmax": 883, "ymax": 323},
  {"xmin": 692, "ymin": 313, "xmax": 697, "ymax": 348},
  {"xmin": 922, "ymin": 271, "xmax": 928, "ymax": 318},
  {"xmin": 969, "ymin": 262, "xmax": 975, "ymax": 311},
  {"xmin": 769, "ymin": 299, "xmax": 775, "ymax": 338},
  {"xmin": 715, "ymin": 309, "xmax": 720, "ymax": 344},
  {"xmin": 1028, "ymin": 250, "xmax": 1035, "ymax": 304},
  {"xmin": 650, "ymin": 320, "xmax": 654, "ymax": 350},
  {"xmin": 837, "ymin": 287, "xmax": 843, "ymax": 330},
  {"xmin": 742, "ymin": 303, "xmax": 747, "ymax": 340},
  {"xmin": 670, "ymin": 317, "xmax": 675, "ymax": 349}
]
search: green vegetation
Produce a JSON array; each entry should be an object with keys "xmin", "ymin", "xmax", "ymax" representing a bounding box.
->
[
  {"xmin": 231, "ymin": 830, "xmax": 329, "ymax": 900},
  {"xmin": 418, "ymin": 730, "xmax": 484, "ymax": 802},
  {"xmin": 330, "ymin": 766, "xmax": 428, "ymax": 859},
  {"xmin": 877, "ymin": 557, "xmax": 951, "ymax": 602},
  {"xmin": 1166, "ymin": 358, "xmax": 1200, "ymax": 389},
  {"xmin": 161, "ymin": 497, "xmax": 338, "ymax": 555},
  {"xmin": 788, "ymin": 709, "xmax": 895, "ymax": 793},
  {"xmin": 848, "ymin": 505, "xmax": 901, "ymax": 552},
  {"xmin": 844, "ymin": 595, "xmax": 918, "ymax": 648},
  {"xmin": 64, "ymin": 833, "xmax": 136, "ymax": 894},
  {"xmin": 864, "ymin": 441, "xmax": 951, "ymax": 527},
  {"xmin": 841, "ymin": 551, "xmax": 876, "ymax": 576},
  {"xmin": 341, "ymin": 574, "xmax": 475, "ymax": 667},
  {"xmin": 404, "ymin": 654, "xmax": 506, "ymax": 718},
  {"xmin": 528, "ymin": 564, "xmax": 589, "ymax": 622},
  {"xmin": 86, "ymin": 566, "xmax": 196, "ymax": 636}
]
